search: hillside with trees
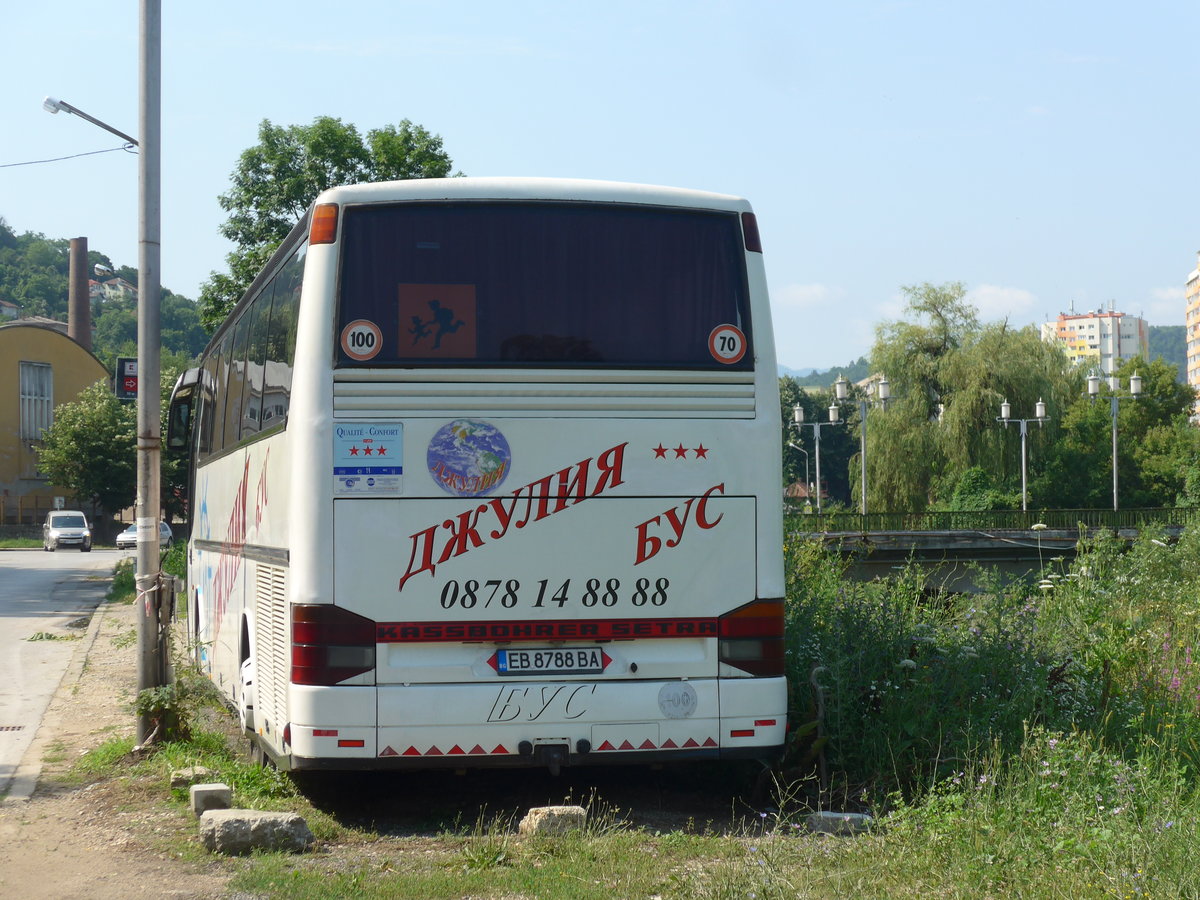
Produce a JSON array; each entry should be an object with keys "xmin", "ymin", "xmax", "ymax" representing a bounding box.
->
[{"xmin": 0, "ymin": 216, "xmax": 207, "ymax": 372}]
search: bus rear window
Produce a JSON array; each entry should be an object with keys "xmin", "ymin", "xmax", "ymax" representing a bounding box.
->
[{"xmin": 336, "ymin": 202, "xmax": 752, "ymax": 369}]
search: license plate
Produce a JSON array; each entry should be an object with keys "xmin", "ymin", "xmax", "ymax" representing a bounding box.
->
[{"xmin": 495, "ymin": 647, "xmax": 608, "ymax": 676}]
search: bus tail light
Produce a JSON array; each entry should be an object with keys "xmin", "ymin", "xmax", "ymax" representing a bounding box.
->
[
  {"xmin": 741, "ymin": 212, "xmax": 762, "ymax": 253},
  {"xmin": 718, "ymin": 598, "xmax": 784, "ymax": 676},
  {"xmin": 292, "ymin": 604, "xmax": 376, "ymax": 685},
  {"xmin": 310, "ymin": 203, "xmax": 339, "ymax": 244}
]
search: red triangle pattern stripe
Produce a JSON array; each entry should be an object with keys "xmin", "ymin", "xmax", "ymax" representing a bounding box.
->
[{"xmin": 393, "ymin": 738, "xmax": 718, "ymax": 757}]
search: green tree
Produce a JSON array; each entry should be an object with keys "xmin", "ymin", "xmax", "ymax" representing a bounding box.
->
[
  {"xmin": 37, "ymin": 382, "xmax": 137, "ymax": 514},
  {"xmin": 867, "ymin": 282, "xmax": 1077, "ymax": 512},
  {"xmin": 1033, "ymin": 357, "xmax": 1199, "ymax": 509},
  {"xmin": 198, "ymin": 116, "xmax": 457, "ymax": 330}
]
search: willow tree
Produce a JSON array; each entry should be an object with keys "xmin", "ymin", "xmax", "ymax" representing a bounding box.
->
[{"xmin": 864, "ymin": 282, "xmax": 1076, "ymax": 512}]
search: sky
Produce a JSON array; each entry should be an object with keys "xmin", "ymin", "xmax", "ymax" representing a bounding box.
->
[{"xmin": 4, "ymin": 1, "xmax": 1199, "ymax": 373}]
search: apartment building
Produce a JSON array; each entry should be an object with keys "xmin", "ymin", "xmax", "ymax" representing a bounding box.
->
[
  {"xmin": 1040, "ymin": 308, "xmax": 1149, "ymax": 374},
  {"xmin": 1186, "ymin": 252, "xmax": 1200, "ymax": 414}
]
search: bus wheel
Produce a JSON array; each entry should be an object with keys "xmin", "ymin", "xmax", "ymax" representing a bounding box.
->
[
  {"xmin": 238, "ymin": 657, "xmax": 256, "ymax": 734},
  {"xmin": 248, "ymin": 735, "xmax": 269, "ymax": 768}
]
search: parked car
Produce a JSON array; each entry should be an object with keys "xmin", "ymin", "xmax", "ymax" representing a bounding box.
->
[
  {"xmin": 115, "ymin": 521, "xmax": 174, "ymax": 550},
  {"xmin": 43, "ymin": 510, "xmax": 92, "ymax": 552}
]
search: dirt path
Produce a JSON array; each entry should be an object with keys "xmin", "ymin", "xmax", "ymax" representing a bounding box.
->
[{"xmin": 0, "ymin": 599, "xmax": 231, "ymax": 899}]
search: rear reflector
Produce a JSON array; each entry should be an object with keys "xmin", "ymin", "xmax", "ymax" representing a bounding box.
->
[
  {"xmin": 313, "ymin": 729, "xmax": 338, "ymax": 737},
  {"xmin": 754, "ymin": 719, "xmax": 777, "ymax": 727},
  {"xmin": 730, "ymin": 729, "xmax": 756, "ymax": 738},
  {"xmin": 292, "ymin": 604, "xmax": 376, "ymax": 685},
  {"xmin": 718, "ymin": 598, "xmax": 784, "ymax": 677},
  {"xmin": 741, "ymin": 212, "xmax": 762, "ymax": 253},
  {"xmin": 337, "ymin": 739, "xmax": 365, "ymax": 748},
  {"xmin": 310, "ymin": 203, "xmax": 339, "ymax": 244}
]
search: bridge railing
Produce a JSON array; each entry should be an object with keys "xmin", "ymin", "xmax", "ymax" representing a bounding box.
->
[{"xmin": 786, "ymin": 507, "xmax": 1200, "ymax": 533}]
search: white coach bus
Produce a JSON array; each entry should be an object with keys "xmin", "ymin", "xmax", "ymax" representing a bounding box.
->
[{"xmin": 168, "ymin": 177, "xmax": 786, "ymax": 773}]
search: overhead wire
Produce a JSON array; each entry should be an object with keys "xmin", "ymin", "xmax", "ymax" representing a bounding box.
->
[{"xmin": 0, "ymin": 144, "xmax": 137, "ymax": 169}]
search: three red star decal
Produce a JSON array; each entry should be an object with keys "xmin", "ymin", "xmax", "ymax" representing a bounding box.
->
[{"xmin": 651, "ymin": 443, "xmax": 712, "ymax": 460}]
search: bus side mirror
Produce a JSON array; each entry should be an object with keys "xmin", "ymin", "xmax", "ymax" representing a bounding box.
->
[
  {"xmin": 166, "ymin": 390, "xmax": 193, "ymax": 452},
  {"xmin": 166, "ymin": 367, "xmax": 200, "ymax": 453}
]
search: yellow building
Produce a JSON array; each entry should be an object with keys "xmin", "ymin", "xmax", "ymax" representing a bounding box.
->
[{"xmin": 0, "ymin": 321, "xmax": 108, "ymax": 524}]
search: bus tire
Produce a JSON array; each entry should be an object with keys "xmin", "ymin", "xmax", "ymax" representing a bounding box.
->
[{"xmin": 238, "ymin": 657, "xmax": 256, "ymax": 734}]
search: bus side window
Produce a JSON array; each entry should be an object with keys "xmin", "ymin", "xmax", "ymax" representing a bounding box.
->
[
  {"xmin": 240, "ymin": 281, "xmax": 274, "ymax": 438},
  {"xmin": 264, "ymin": 242, "xmax": 305, "ymax": 424},
  {"xmin": 224, "ymin": 315, "xmax": 251, "ymax": 446},
  {"xmin": 200, "ymin": 339, "xmax": 225, "ymax": 458}
]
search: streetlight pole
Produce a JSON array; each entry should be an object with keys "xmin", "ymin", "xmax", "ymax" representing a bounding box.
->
[
  {"xmin": 1087, "ymin": 371, "xmax": 1142, "ymax": 511},
  {"xmin": 43, "ymin": 1, "xmax": 164, "ymax": 744},
  {"xmin": 792, "ymin": 397, "xmax": 843, "ymax": 515},
  {"xmin": 997, "ymin": 399, "xmax": 1049, "ymax": 512},
  {"xmin": 834, "ymin": 374, "xmax": 889, "ymax": 516}
]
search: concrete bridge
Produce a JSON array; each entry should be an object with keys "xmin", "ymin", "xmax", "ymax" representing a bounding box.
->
[{"xmin": 791, "ymin": 509, "xmax": 1194, "ymax": 592}]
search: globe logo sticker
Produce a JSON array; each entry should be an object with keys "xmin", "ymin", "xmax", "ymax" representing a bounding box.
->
[{"xmin": 427, "ymin": 419, "xmax": 512, "ymax": 497}]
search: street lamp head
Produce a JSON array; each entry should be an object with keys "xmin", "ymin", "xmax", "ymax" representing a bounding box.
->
[
  {"xmin": 792, "ymin": 403, "xmax": 804, "ymax": 426},
  {"xmin": 1036, "ymin": 398, "xmax": 1046, "ymax": 420},
  {"xmin": 833, "ymin": 375, "xmax": 849, "ymax": 402},
  {"xmin": 1087, "ymin": 373, "xmax": 1100, "ymax": 398},
  {"xmin": 42, "ymin": 96, "xmax": 65, "ymax": 114},
  {"xmin": 828, "ymin": 402, "xmax": 840, "ymax": 424},
  {"xmin": 1130, "ymin": 372, "xmax": 1142, "ymax": 397},
  {"xmin": 877, "ymin": 375, "xmax": 890, "ymax": 403},
  {"xmin": 1000, "ymin": 399, "xmax": 1011, "ymax": 421}
]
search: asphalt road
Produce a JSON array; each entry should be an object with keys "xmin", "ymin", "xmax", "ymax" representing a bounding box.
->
[{"xmin": 0, "ymin": 548, "xmax": 117, "ymax": 798}]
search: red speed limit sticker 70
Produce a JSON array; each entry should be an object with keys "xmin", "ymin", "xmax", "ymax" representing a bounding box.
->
[
  {"xmin": 341, "ymin": 319, "xmax": 383, "ymax": 361},
  {"xmin": 708, "ymin": 324, "xmax": 747, "ymax": 365}
]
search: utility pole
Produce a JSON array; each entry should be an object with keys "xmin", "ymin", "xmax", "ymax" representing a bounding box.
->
[{"xmin": 135, "ymin": 0, "xmax": 164, "ymax": 743}]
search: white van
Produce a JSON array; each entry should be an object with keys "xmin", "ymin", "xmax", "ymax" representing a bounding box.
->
[{"xmin": 43, "ymin": 510, "xmax": 92, "ymax": 552}]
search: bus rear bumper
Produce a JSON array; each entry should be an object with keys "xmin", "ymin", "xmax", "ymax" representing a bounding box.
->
[{"xmin": 282, "ymin": 677, "xmax": 786, "ymax": 770}]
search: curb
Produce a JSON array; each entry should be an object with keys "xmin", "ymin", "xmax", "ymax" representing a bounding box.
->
[{"xmin": 4, "ymin": 593, "xmax": 112, "ymax": 803}]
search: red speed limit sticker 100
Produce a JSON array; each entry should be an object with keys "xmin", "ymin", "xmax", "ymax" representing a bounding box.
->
[
  {"xmin": 341, "ymin": 319, "xmax": 383, "ymax": 361},
  {"xmin": 708, "ymin": 324, "xmax": 747, "ymax": 364}
]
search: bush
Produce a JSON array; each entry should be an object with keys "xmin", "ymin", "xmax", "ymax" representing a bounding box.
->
[{"xmin": 783, "ymin": 527, "xmax": 1200, "ymax": 801}]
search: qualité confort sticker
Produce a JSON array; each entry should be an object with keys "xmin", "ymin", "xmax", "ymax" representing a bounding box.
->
[{"xmin": 333, "ymin": 423, "xmax": 403, "ymax": 495}]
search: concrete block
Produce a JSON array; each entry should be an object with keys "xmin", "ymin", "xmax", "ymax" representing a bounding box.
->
[
  {"xmin": 189, "ymin": 782, "xmax": 232, "ymax": 816},
  {"xmin": 171, "ymin": 765, "xmax": 215, "ymax": 788},
  {"xmin": 806, "ymin": 811, "xmax": 874, "ymax": 835},
  {"xmin": 518, "ymin": 805, "xmax": 587, "ymax": 836},
  {"xmin": 199, "ymin": 809, "xmax": 314, "ymax": 855}
]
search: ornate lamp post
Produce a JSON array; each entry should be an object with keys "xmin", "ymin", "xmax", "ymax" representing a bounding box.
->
[
  {"xmin": 996, "ymin": 398, "xmax": 1049, "ymax": 512},
  {"xmin": 834, "ymin": 374, "xmax": 889, "ymax": 515},
  {"xmin": 1087, "ymin": 371, "xmax": 1142, "ymax": 511},
  {"xmin": 792, "ymin": 397, "xmax": 842, "ymax": 516}
]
